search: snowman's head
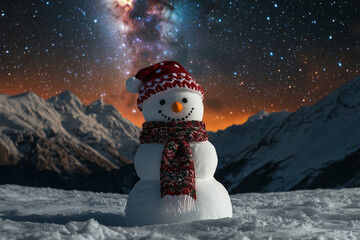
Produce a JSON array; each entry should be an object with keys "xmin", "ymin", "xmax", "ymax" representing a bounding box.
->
[
  {"xmin": 126, "ymin": 61, "xmax": 205, "ymax": 122},
  {"xmin": 142, "ymin": 88, "xmax": 204, "ymax": 122}
]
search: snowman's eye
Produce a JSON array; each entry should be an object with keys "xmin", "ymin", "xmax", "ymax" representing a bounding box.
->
[
  {"xmin": 160, "ymin": 99, "xmax": 166, "ymax": 105},
  {"xmin": 182, "ymin": 98, "xmax": 188, "ymax": 103}
]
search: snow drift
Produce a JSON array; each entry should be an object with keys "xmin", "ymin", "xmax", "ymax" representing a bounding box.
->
[{"xmin": 0, "ymin": 184, "xmax": 359, "ymax": 239}]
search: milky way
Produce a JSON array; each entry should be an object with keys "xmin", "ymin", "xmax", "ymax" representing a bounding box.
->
[
  {"xmin": 0, "ymin": 0, "xmax": 359, "ymax": 130},
  {"xmin": 104, "ymin": 0, "xmax": 177, "ymax": 71}
]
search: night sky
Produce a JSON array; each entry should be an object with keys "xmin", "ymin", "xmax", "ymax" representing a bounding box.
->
[{"xmin": 1, "ymin": 0, "xmax": 359, "ymax": 131}]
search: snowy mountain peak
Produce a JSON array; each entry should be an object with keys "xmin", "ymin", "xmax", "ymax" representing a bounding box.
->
[
  {"xmin": 214, "ymin": 76, "xmax": 360, "ymax": 194},
  {"xmin": 7, "ymin": 91, "xmax": 44, "ymax": 103},
  {"xmin": 95, "ymin": 98, "xmax": 106, "ymax": 105},
  {"xmin": 315, "ymin": 76, "xmax": 360, "ymax": 109},
  {"xmin": 89, "ymin": 98, "xmax": 106, "ymax": 109},
  {"xmin": 86, "ymin": 98, "xmax": 118, "ymax": 115},
  {"xmin": 47, "ymin": 90, "xmax": 84, "ymax": 112},
  {"xmin": 334, "ymin": 76, "xmax": 360, "ymax": 108},
  {"xmin": 247, "ymin": 110, "xmax": 269, "ymax": 122},
  {"xmin": 0, "ymin": 90, "xmax": 141, "ymax": 192},
  {"xmin": 9, "ymin": 91, "xmax": 37, "ymax": 98},
  {"xmin": 49, "ymin": 90, "xmax": 78, "ymax": 101}
]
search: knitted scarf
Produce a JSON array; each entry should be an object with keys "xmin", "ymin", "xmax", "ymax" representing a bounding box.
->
[{"xmin": 140, "ymin": 120, "xmax": 208, "ymax": 214}]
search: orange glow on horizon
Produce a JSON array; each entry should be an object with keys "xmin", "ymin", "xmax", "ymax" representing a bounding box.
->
[
  {"xmin": 0, "ymin": 88, "xmax": 254, "ymax": 131},
  {"xmin": 114, "ymin": 104, "xmax": 253, "ymax": 132}
]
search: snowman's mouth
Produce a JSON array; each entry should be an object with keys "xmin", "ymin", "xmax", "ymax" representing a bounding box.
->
[{"xmin": 158, "ymin": 108, "xmax": 194, "ymax": 121}]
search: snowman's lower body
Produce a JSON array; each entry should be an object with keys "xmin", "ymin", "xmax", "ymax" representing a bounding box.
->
[{"xmin": 125, "ymin": 178, "xmax": 232, "ymax": 226}]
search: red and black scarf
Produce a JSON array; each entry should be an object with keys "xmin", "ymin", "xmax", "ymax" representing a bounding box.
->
[{"xmin": 140, "ymin": 121, "xmax": 208, "ymax": 214}]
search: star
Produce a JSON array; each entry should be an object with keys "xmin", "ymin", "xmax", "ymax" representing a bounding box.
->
[{"xmin": 0, "ymin": 0, "xmax": 359, "ymax": 131}]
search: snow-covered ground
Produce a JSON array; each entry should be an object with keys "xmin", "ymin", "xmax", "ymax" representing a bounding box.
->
[{"xmin": 0, "ymin": 185, "xmax": 359, "ymax": 239}]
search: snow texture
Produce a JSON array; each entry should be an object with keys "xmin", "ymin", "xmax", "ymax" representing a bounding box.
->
[{"xmin": 0, "ymin": 185, "xmax": 359, "ymax": 239}]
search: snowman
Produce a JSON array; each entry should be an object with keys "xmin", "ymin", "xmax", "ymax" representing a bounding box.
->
[{"xmin": 125, "ymin": 61, "xmax": 232, "ymax": 226}]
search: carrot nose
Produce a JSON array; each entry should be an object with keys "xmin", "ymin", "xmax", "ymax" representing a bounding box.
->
[{"xmin": 172, "ymin": 102, "xmax": 183, "ymax": 112}]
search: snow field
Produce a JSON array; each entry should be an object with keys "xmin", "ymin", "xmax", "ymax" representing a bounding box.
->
[{"xmin": 0, "ymin": 185, "xmax": 359, "ymax": 239}]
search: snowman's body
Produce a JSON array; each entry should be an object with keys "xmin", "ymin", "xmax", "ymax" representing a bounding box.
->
[
  {"xmin": 125, "ymin": 88, "xmax": 232, "ymax": 226},
  {"xmin": 125, "ymin": 61, "xmax": 233, "ymax": 226}
]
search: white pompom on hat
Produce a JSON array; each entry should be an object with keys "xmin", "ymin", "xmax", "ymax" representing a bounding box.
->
[
  {"xmin": 126, "ymin": 76, "xmax": 143, "ymax": 94},
  {"xmin": 126, "ymin": 61, "xmax": 204, "ymax": 111}
]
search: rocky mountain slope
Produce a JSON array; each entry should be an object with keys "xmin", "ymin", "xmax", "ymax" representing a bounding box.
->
[
  {"xmin": 211, "ymin": 77, "xmax": 360, "ymax": 193},
  {"xmin": 0, "ymin": 77, "xmax": 359, "ymax": 194},
  {"xmin": 0, "ymin": 91, "xmax": 140, "ymax": 193}
]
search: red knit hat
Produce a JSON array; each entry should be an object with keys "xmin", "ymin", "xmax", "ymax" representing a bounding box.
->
[{"xmin": 126, "ymin": 61, "xmax": 204, "ymax": 111}]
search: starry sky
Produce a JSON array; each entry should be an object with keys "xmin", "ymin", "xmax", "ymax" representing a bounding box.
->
[{"xmin": 1, "ymin": 0, "xmax": 359, "ymax": 131}]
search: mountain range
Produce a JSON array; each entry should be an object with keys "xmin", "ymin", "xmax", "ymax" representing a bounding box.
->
[
  {"xmin": 211, "ymin": 76, "xmax": 360, "ymax": 193},
  {"xmin": 0, "ymin": 77, "xmax": 359, "ymax": 193},
  {"xmin": 0, "ymin": 91, "xmax": 140, "ymax": 193}
]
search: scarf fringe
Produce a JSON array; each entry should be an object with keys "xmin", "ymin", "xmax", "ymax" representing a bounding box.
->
[{"xmin": 161, "ymin": 195, "xmax": 196, "ymax": 215}]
